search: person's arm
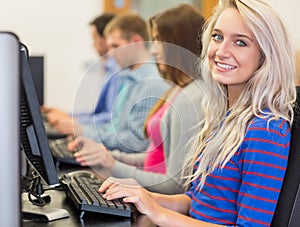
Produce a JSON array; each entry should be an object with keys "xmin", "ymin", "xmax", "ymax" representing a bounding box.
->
[
  {"xmin": 42, "ymin": 106, "xmax": 70, "ymax": 125},
  {"xmin": 99, "ymin": 177, "xmax": 222, "ymax": 227},
  {"xmin": 160, "ymin": 82, "xmax": 204, "ymax": 192},
  {"xmin": 111, "ymin": 160, "xmax": 184, "ymax": 194},
  {"xmin": 68, "ymin": 136, "xmax": 184, "ymax": 194},
  {"xmin": 233, "ymin": 117, "xmax": 291, "ymax": 226},
  {"xmin": 83, "ymin": 77, "xmax": 169, "ymax": 152},
  {"xmin": 110, "ymin": 149, "xmax": 145, "ymax": 167}
]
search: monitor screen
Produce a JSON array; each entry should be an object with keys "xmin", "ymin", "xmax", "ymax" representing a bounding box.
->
[
  {"xmin": 20, "ymin": 44, "xmax": 59, "ymax": 187},
  {"xmin": 28, "ymin": 56, "xmax": 44, "ymax": 105}
]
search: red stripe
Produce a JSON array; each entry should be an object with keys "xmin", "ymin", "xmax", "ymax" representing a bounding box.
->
[
  {"xmin": 190, "ymin": 207, "xmax": 235, "ymax": 225},
  {"xmin": 240, "ymin": 160, "xmax": 287, "ymax": 171},
  {"xmin": 208, "ymin": 174, "xmax": 241, "ymax": 183},
  {"xmin": 242, "ymin": 181, "xmax": 281, "ymax": 193},
  {"xmin": 279, "ymin": 119, "xmax": 285, "ymax": 129},
  {"xmin": 197, "ymin": 184, "xmax": 277, "ymax": 204},
  {"xmin": 241, "ymin": 170, "xmax": 284, "ymax": 181},
  {"xmin": 204, "ymin": 181, "xmax": 280, "ymax": 202},
  {"xmin": 205, "ymin": 182, "xmax": 238, "ymax": 192},
  {"xmin": 237, "ymin": 202, "xmax": 274, "ymax": 215},
  {"xmin": 248, "ymin": 126, "xmax": 287, "ymax": 137},
  {"xmin": 238, "ymin": 214, "xmax": 270, "ymax": 226},
  {"xmin": 244, "ymin": 138, "xmax": 289, "ymax": 148},
  {"xmin": 222, "ymin": 165, "xmax": 239, "ymax": 171},
  {"xmin": 193, "ymin": 195, "xmax": 237, "ymax": 214},
  {"xmin": 241, "ymin": 148, "xmax": 288, "ymax": 159},
  {"xmin": 238, "ymin": 191, "xmax": 277, "ymax": 203},
  {"xmin": 199, "ymin": 190, "xmax": 237, "ymax": 203}
]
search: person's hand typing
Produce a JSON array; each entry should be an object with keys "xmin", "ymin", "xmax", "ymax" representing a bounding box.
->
[
  {"xmin": 99, "ymin": 177, "xmax": 163, "ymax": 220},
  {"xmin": 68, "ymin": 137, "xmax": 115, "ymax": 170}
]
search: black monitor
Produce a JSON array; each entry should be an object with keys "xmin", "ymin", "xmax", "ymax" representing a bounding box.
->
[
  {"xmin": 28, "ymin": 56, "xmax": 44, "ymax": 105},
  {"xmin": 20, "ymin": 44, "xmax": 59, "ymax": 190}
]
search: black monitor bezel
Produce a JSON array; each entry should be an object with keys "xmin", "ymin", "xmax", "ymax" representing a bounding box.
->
[{"xmin": 20, "ymin": 44, "xmax": 59, "ymax": 187}]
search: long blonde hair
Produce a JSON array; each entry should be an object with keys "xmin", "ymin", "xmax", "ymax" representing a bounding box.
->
[{"xmin": 185, "ymin": 0, "xmax": 296, "ymax": 188}]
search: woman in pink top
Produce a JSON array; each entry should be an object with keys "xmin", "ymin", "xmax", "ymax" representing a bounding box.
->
[
  {"xmin": 144, "ymin": 88, "xmax": 181, "ymax": 173},
  {"xmin": 68, "ymin": 4, "xmax": 206, "ymax": 194}
]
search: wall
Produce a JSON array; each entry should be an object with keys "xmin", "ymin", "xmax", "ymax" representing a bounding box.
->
[
  {"xmin": 0, "ymin": 0, "xmax": 299, "ymax": 111},
  {"xmin": 0, "ymin": 0, "xmax": 101, "ymax": 112},
  {"xmin": 266, "ymin": 0, "xmax": 300, "ymax": 47}
]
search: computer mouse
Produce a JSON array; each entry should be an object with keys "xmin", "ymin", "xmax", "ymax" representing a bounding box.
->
[{"xmin": 60, "ymin": 170, "xmax": 96, "ymax": 184}]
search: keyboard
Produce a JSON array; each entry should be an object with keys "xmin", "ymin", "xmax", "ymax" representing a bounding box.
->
[
  {"xmin": 49, "ymin": 138, "xmax": 80, "ymax": 165},
  {"xmin": 61, "ymin": 171, "xmax": 132, "ymax": 219}
]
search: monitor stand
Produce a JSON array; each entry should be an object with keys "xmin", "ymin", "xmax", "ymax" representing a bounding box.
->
[{"xmin": 21, "ymin": 192, "xmax": 69, "ymax": 221}]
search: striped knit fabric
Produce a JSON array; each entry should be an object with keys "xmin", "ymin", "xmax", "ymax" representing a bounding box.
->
[{"xmin": 186, "ymin": 115, "xmax": 290, "ymax": 227}]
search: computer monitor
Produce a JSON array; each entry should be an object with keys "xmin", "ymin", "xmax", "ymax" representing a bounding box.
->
[
  {"xmin": 20, "ymin": 44, "xmax": 71, "ymax": 221},
  {"xmin": 0, "ymin": 31, "xmax": 20, "ymax": 227},
  {"xmin": 20, "ymin": 43, "xmax": 59, "ymax": 192},
  {"xmin": 28, "ymin": 56, "xmax": 44, "ymax": 105}
]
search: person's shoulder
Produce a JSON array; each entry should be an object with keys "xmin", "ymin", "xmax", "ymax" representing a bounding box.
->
[
  {"xmin": 249, "ymin": 113, "xmax": 290, "ymax": 135},
  {"xmin": 140, "ymin": 63, "xmax": 161, "ymax": 78},
  {"xmin": 173, "ymin": 80, "xmax": 203, "ymax": 104}
]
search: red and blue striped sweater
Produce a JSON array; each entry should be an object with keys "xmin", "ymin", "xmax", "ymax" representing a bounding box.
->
[{"xmin": 186, "ymin": 115, "xmax": 290, "ymax": 227}]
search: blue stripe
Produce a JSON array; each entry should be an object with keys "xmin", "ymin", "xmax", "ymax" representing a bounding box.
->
[{"xmin": 185, "ymin": 115, "xmax": 290, "ymax": 226}]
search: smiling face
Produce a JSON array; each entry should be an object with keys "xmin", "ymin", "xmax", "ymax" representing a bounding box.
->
[{"xmin": 208, "ymin": 7, "xmax": 261, "ymax": 98}]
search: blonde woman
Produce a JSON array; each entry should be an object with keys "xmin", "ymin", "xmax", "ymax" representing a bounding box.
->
[{"xmin": 98, "ymin": 0, "xmax": 297, "ymax": 226}]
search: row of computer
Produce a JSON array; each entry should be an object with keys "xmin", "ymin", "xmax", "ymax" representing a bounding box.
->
[{"xmin": 0, "ymin": 32, "xmax": 133, "ymax": 224}]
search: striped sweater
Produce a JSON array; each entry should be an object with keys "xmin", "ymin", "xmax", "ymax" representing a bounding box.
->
[{"xmin": 186, "ymin": 115, "xmax": 290, "ymax": 227}]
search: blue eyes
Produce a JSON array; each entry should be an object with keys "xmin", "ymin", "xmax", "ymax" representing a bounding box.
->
[
  {"xmin": 211, "ymin": 33, "xmax": 247, "ymax": 47},
  {"xmin": 236, "ymin": 40, "xmax": 246, "ymax": 47},
  {"xmin": 212, "ymin": 33, "xmax": 223, "ymax": 42}
]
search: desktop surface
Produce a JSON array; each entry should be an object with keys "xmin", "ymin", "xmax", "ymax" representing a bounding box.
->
[{"xmin": 21, "ymin": 165, "xmax": 155, "ymax": 227}]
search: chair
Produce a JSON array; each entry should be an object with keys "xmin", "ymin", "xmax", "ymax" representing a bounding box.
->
[{"xmin": 271, "ymin": 86, "xmax": 300, "ymax": 226}]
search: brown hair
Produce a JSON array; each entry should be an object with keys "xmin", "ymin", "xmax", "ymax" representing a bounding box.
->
[
  {"xmin": 149, "ymin": 4, "xmax": 205, "ymax": 84},
  {"xmin": 104, "ymin": 12, "xmax": 149, "ymax": 41},
  {"xmin": 144, "ymin": 4, "xmax": 205, "ymax": 137}
]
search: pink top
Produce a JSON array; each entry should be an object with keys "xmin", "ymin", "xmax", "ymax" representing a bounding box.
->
[{"xmin": 144, "ymin": 89, "xmax": 181, "ymax": 173}]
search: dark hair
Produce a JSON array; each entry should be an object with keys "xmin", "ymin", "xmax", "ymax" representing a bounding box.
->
[
  {"xmin": 104, "ymin": 12, "xmax": 149, "ymax": 41},
  {"xmin": 149, "ymin": 4, "xmax": 205, "ymax": 83},
  {"xmin": 89, "ymin": 13, "xmax": 116, "ymax": 36}
]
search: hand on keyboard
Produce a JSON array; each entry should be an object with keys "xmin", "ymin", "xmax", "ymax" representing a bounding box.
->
[
  {"xmin": 61, "ymin": 170, "xmax": 132, "ymax": 219},
  {"xmin": 49, "ymin": 138, "xmax": 80, "ymax": 165},
  {"xmin": 68, "ymin": 137, "xmax": 115, "ymax": 169}
]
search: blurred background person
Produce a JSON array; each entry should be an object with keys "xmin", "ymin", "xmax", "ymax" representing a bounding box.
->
[
  {"xmin": 69, "ymin": 4, "xmax": 206, "ymax": 194},
  {"xmin": 43, "ymin": 13, "xmax": 122, "ymax": 133},
  {"xmin": 68, "ymin": 12, "xmax": 170, "ymax": 153}
]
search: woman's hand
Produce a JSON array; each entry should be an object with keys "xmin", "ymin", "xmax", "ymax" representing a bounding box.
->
[
  {"xmin": 99, "ymin": 177, "xmax": 163, "ymax": 219},
  {"xmin": 67, "ymin": 137, "xmax": 115, "ymax": 170}
]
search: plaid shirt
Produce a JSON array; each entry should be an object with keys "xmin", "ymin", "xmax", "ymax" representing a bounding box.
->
[{"xmin": 82, "ymin": 61, "xmax": 170, "ymax": 153}]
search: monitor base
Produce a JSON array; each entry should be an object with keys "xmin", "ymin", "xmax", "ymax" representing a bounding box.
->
[{"xmin": 22, "ymin": 192, "xmax": 69, "ymax": 222}]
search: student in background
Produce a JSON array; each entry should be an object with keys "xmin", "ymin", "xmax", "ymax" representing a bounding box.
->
[
  {"xmin": 69, "ymin": 12, "xmax": 170, "ymax": 153},
  {"xmin": 43, "ymin": 13, "xmax": 121, "ymax": 131},
  {"xmin": 68, "ymin": 4, "xmax": 206, "ymax": 194},
  {"xmin": 98, "ymin": 0, "xmax": 296, "ymax": 226}
]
